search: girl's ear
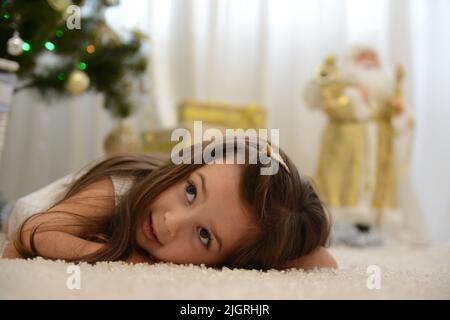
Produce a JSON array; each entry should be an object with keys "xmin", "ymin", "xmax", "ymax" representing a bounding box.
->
[{"xmin": 281, "ymin": 247, "xmax": 338, "ymax": 270}]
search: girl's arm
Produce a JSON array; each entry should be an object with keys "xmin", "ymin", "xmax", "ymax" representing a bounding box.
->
[
  {"xmin": 2, "ymin": 231, "xmax": 107, "ymax": 260},
  {"xmin": 1, "ymin": 178, "xmax": 115, "ymax": 261},
  {"xmin": 282, "ymin": 247, "xmax": 338, "ymax": 270}
]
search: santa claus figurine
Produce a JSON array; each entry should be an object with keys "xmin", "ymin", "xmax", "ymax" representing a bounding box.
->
[{"xmin": 304, "ymin": 45, "xmax": 415, "ymax": 246}]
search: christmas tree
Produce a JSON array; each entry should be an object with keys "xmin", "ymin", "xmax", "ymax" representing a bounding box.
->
[{"xmin": 0, "ymin": 0, "xmax": 147, "ymax": 118}]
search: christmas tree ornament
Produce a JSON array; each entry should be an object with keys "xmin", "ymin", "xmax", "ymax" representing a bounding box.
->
[
  {"xmin": 7, "ymin": 31, "xmax": 24, "ymax": 56},
  {"xmin": 47, "ymin": 0, "xmax": 71, "ymax": 12},
  {"xmin": 65, "ymin": 70, "xmax": 90, "ymax": 95},
  {"xmin": 104, "ymin": 118, "xmax": 142, "ymax": 155}
]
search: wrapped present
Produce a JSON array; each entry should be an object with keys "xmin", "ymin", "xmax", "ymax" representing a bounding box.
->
[
  {"xmin": 178, "ymin": 99, "xmax": 266, "ymax": 131},
  {"xmin": 143, "ymin": 99, "xmax": 267, "ymax": 154}
]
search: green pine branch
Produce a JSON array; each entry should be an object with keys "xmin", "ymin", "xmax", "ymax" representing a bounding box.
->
[{"xmin": 1, "ymin": 0, "xmax": 148, "ymax": 118}]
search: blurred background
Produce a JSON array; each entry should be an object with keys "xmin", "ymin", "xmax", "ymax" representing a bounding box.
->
[{"xmin": 0, "ymin": 0, "xmax": 449, "ymax": 245}]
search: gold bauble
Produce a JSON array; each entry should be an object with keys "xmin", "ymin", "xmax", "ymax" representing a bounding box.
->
[
  {"xmin": 65, "ymin": 70, "xmax": 90, "ymax": 95},
  {"xmin": 104, "ymin": 118, "xmax": 143, "ymax": 155},
  {"xmin": 47, "ymin": 0, "xmax": 72, "ymax": 12}
]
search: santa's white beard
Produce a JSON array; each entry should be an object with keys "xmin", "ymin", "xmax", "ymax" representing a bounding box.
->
[{"xmin": 341, "ymin": 64, "xmax": 394, "ymax": 105}]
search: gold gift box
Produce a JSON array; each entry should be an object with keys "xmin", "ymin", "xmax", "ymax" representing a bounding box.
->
[{"xmin": 142, "ymin": 99, "xmax": 267, "ymax": 154}]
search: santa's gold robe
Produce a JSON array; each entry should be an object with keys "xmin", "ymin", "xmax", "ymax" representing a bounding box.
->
[{"xmin": 314, "ymin": 85, "xmax": 397, "ymax": 210}]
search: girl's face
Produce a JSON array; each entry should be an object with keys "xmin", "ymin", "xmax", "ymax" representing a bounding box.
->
[{"xmin": 135, "ymin": 164, "xmax": 259, "ymax": 266}]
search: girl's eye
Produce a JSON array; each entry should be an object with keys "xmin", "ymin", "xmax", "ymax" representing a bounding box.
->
[
  {"xmin": 185, "ymin": 181, "xmax": 197, "ymax": 204},
  {"xmin": 197, "ymin": 227, "xmax": 211, "ymax": 247}
]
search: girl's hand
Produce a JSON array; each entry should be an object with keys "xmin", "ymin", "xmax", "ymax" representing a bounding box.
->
[
  {"xmin": 281, "ymin": 247, "xmax": 338, "ymax": 270},
  {"xmin": 2, "ymin": 229, "xmax": 107, "ymax": 261},
  {"xmin": 125, "ymin": 250, "xmax": 153, "ymax": 264}
]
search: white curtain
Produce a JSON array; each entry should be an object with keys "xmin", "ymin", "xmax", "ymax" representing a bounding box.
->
[
  {"xmin": 0, "ymin": 90, "xmax": 113, "ymax": 199},
  {"xmin": 1, "ymin": 0, "xmax": 449, "ymax": 243}
]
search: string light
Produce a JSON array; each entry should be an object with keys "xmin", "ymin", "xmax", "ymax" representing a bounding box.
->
[
  {"xmin": 44, "ymin": 41, "xmax": 55, "ymax": 51},
  {"xmin": 57, "ymin": 73, "xmax": 65, "ymax": 81},
  {"xmin": 86, "ymin": 44, "xmax": 95, "ymax": 54},
  {"xmin": 55, "ymin": 30, "xmax": 64, "ymax": 38},
  {"xmin": 79, "ymin": 62, "xmax": 87, "ymax": 70},
  {"xmin": 22, "ymin": 42, "xmax": 31, "ymax": 52}
]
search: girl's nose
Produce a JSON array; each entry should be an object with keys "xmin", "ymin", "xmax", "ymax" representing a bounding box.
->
[{"xmin": 163, "ymin": 210, "xmax": 189, "ymax": 239}]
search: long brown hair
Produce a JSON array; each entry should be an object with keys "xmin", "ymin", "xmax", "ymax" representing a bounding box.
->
[{"xmin": 13, "ymin": 137, "xmax": 330, "ymax": 270}]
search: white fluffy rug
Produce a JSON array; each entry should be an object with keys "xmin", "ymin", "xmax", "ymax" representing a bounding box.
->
[{"xmin": 1, "ymin": 232, "xmax": 449, "ymax": 299}]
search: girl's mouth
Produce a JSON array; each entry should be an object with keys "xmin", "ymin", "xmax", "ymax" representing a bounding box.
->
[{"xmin": 143, "ymin": 213, "xmax": 161, "ymax": 245}]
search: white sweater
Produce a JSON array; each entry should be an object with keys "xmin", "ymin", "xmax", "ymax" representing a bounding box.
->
[{"xmin": 7, "ymin": 174, "xmax": 134, "ymax": 240}]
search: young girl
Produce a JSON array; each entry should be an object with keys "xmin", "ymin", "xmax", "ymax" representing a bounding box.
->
[{"xmin": 2, "ymin": 138, "xmax": 337, "ymax": 270}]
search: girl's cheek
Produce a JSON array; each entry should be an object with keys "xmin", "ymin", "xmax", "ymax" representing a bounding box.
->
[{"xmin": 169, "ymin": 241, "xmax": 195, "ymax": 259}]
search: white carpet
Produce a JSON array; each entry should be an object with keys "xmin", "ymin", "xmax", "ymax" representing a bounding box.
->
[{"xmin": 1, "ymin": 232, "xmax": 449, "ymax": 299}]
